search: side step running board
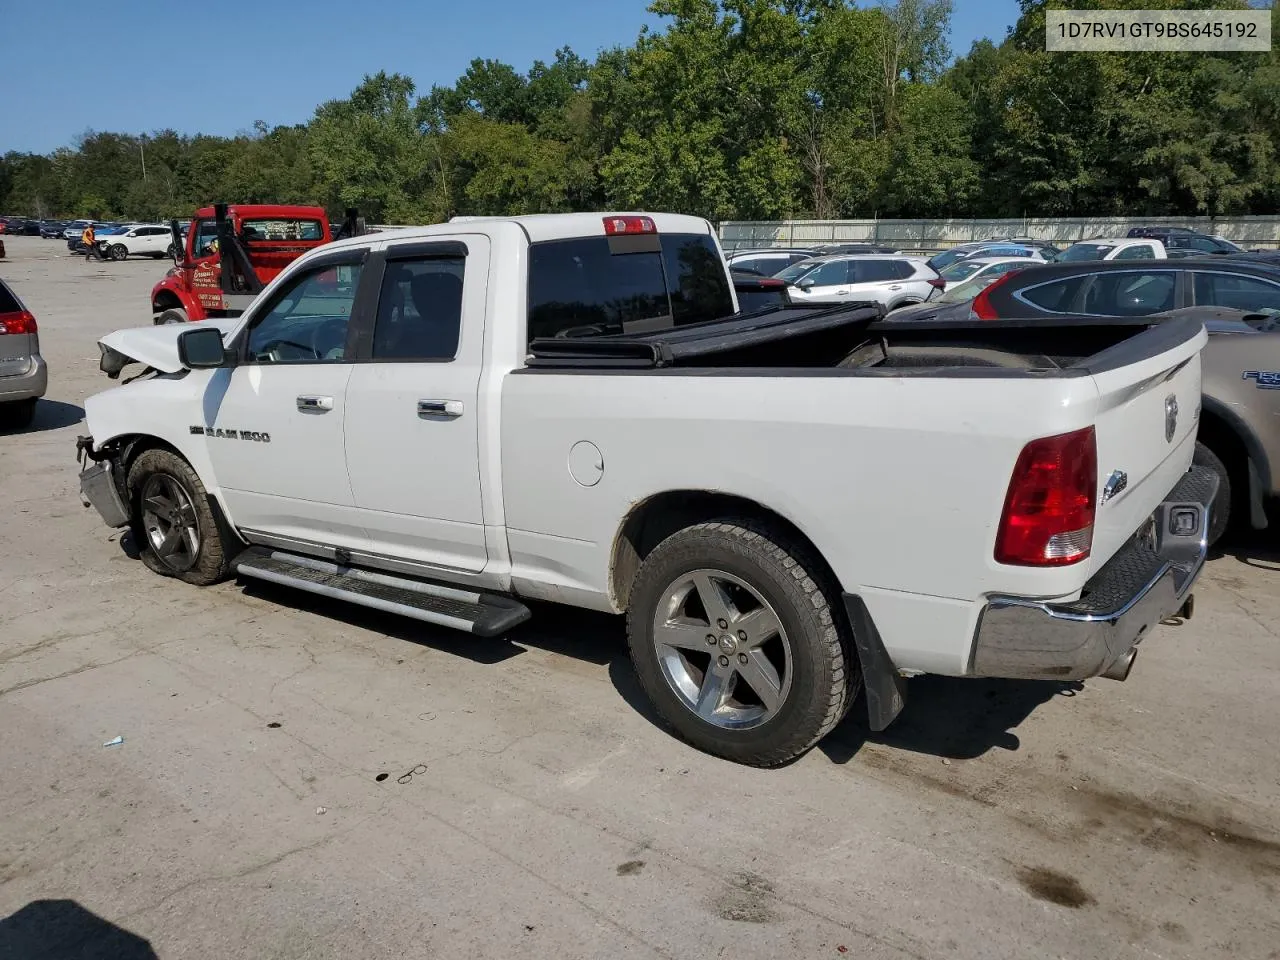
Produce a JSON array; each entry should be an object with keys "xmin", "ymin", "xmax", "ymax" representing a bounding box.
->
[{"xmin": 231, "ymin": 547, "xmax": 531, "ymax": 638}]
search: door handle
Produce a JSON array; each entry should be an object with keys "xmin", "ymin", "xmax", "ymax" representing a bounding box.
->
[
  {"xmin": 297, "ymin": 395, "xmax": 334, "ymax": 412},
  {"xmin": 418, "ymin": 399, "xmax": 464, "ymax": 419}
]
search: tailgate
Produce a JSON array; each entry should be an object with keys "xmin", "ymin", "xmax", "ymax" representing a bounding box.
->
[
  {"xmin": 0, "ymin": 332, "xmax": 35, "ymax": 378},
  {"xmin": 1086, "ymin": 320, "xmax": 1207, "ymax": 577}
]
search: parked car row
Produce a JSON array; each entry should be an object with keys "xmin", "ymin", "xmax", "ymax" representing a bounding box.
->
[{"xmin": 887, "ymin": 254, "xmax": 1280, "ymax": 546}]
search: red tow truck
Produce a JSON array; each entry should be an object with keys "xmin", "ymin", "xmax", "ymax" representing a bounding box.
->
[{"xmin": 150, "ymin": 203, "xmax": 365, "ymax": 324}]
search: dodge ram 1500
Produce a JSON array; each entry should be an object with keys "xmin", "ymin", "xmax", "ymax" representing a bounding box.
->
[{"xmin": 77, "ymin": 212, "xmax": 1215, "ymax": 766}]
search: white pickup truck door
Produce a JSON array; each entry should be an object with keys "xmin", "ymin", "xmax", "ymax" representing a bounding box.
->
[
  {"xmin": 201, "ymin": 252, "xmax": 370, "ymax": 552},
  {"xmin": 343, "ymin": 237, "xmax": 490, "ymax": 574}
]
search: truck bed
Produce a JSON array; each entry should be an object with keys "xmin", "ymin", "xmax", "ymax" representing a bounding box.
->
[{"xmin": 527, "ymin": 305, "xmax": 1202, "ymax": 377}]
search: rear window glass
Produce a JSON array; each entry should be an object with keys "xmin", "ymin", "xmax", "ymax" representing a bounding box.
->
[
  {"xmin": 0, "ymin": 281, "xmax": 21, "ymax": 314},
  {"xmin": 1058, "ymin": 243, "xmax": 1114, "ymax": 262},
  {"xmin": 240, "ymin": 218, "xmax": 324, "ymax": 242},
  {"xmin": 527, "ymin": 233, "xmax": 733, "ymax": 342},
  {"xmin": 941, "ymin": 261, "xmax": 982, "ymax": 282},
  {"xmin": 735, "ymin": 286, "xmax": 789, "ymax": 314}
]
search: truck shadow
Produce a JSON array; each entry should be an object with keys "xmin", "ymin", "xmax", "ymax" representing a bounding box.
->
[
  {"xmin": 818, "ymin": 676, "xmax": 1084, "ymax": 763},
  {"xmin": 1211, "ymin": 526, "xmax": 1280, "ymax": 571},
  {"xmin": 0, "ymin": 398, "xmax": 84, "ymax": 434},
  {"xmin": 227, "ymin": 580, "xmax": 1074, "ymax": 763},
  {"xmin": 0, "ymin": 899, "xmax": 157, "ymax": 959}
]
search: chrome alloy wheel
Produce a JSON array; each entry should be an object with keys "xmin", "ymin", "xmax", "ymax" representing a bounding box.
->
[
  {"xmin": 140, "ymin": 473, "xmax": 201, "ymax": 572},
  {"xmin": 651, "ymin": 568, "xmax": 793, "ymax": 730}
]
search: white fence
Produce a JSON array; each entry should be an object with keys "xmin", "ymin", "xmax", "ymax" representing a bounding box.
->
[{"xmin": 720, "ymin": 216, "xmax": 1280, "ymax": 252}]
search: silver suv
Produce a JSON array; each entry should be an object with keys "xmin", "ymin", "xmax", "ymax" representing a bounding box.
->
[
  {"xmin": 0, "ymin": 278, "xmax": 47, "ymax": 428},
  {"xmin": 778, "ymin": 254, "xmax": 944, "ymax": 311}
]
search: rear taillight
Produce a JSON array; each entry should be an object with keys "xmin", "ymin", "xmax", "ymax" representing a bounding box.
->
[
  {"xmin": 0, "ymin": 310, "xmax": 37, "ymax": 335},
  {"xmin": 968, "ymin": 270, "xmax": 1019, "ymax": 320},
  {"xmin": 756, "ymin": 278, "xmax": 785, "ymax": 288},
  {"xmin": 603, "ymin": 215, "xmax": 656, "ymax": 236},
  {"xmin": 995, "ymin": 426, "xmax": 1097, "ymax": 567}
]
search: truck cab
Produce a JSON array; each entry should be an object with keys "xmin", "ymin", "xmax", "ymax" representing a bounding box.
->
[{"xmin": 150, "ymin": 204, "xmax": 338, "ymax": 324}]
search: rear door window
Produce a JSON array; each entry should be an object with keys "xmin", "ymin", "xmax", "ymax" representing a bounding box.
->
[
  {"xmin": 1016, "ymin": 275, "xmax": 1088, "ymax": 313},
  {"xmin": 528, "ymin": 232, "xmax": 732, "ymax": 342},
  {"xmin": 851, "ymin": 261, "xmax": 898, "ymax": 283},
  {"xmin": 372, "ymin": 257, "xmax": 466, "ymax": 360},
  {"xmin": 1082, "ymin": 271, "xmax": 1176, "ymax": 316},
  {"xmin": 1192, "ymin": 272, "xmax": 1280, "ymax": 314}
]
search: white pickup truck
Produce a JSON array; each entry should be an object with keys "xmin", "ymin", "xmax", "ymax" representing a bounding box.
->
[{"xmin": 77, "ymin": 212, "xmax": 1217, "ymax": 767}]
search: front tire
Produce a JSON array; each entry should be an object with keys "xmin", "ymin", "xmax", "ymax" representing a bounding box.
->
[
  {"xmin": 110, "ymin": 244, "xmax": 128, "ymax": 261},
  {"xmin": 127, "ymin": 449, "xmax": 231, "ymax": 586},
  {"xmin": 626, "ymin": 520, "xmax": 858, "ymax": 767},
  {"xmin": 1193, "ymin": 441, "xmax": 1231, "ymax": 547},
  {"xmin": 156, "ymin": 307, "xmax": 188, "ymax": 325}
]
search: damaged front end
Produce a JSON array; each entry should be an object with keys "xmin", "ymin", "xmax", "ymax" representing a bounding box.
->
[{"xmin": 76, "ymin": 435, "xmax": 131, "ymax": 528}]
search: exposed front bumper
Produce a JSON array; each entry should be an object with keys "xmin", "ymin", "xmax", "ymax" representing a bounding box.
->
[
  {"xmin": 0, "ymin": 354, "xmax": 48, "ymax": 402},
  {"xmin": 77, "ymin": 439, "xmax": 131, "ymax": 528},
  {"xmin": 971, "ymin": 466, "xmax": 1218, "ymax": 681}
]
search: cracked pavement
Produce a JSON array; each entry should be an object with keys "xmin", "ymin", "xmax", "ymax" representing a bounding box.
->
[{"xmin": 2, "ymin": 235, "xmax": 1280, "ymax": 959}]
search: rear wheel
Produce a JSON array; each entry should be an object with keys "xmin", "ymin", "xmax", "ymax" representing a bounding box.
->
[
  {"xmin": 0, "ymin": 398, "xmax": 37, "ymax": 429},
  {"xmin": 109, "ymin": 243, "xmax": 128, "ymax": 261},
  {"xmin": 165, "ymin": 243, "xmax": 175, "ymax": 259},
  {"xmin": 626, "ymin": 520, "xmax": 858, "ymax": 767},
  {"xmin": 1193, "ymin": 441, "xmax": 1232, "ymax": 547},
  {"xmin": 156, "ymin": 307, "xmax": 187, "ymax": 325},
  {"xmin": 127, "ymin": 449, "xmax": 231, "ymax": 586}
]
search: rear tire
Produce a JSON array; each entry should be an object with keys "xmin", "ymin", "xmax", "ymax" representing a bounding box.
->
[
  {"xmin": 1193, "ymin": 441, "xmax": 1231, "ymax": 547},
  {"xmin": 626, "ymin": 519, "xmax": 858, "ymax": 767},
  {"xmin": 126, "ymin": 449, "xmax": 231, "ymax": 586},
  {"xmin": 156, "ymin": 307, "xmax": 187, "ymax": 325},
  {"xmin": 0, "ymin": 398, "xmax": 37, "ymax": 429}
]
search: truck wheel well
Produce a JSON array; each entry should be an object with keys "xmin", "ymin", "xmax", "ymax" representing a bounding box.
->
[
  {"xmin": 610, "ymin": 491, "xmax": 836, "ymax": 611},
  {"xmin": 152, "ymin": 290, "xmax": 182, "ymax": 313},
  {"xmin": 1197, "ymin": 409, "xmax": 1248, "ymax": 484},
  {"xmin": 108, "ymin": 435, "xmax": 242, "ymax": 547}
]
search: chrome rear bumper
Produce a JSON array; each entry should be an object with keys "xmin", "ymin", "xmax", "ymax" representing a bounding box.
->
[{"xmin": 971, "ymin": 466, "xmax": 1218, "ymax": 681}]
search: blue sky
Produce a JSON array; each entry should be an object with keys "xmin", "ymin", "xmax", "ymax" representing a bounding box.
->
[{"xmin": 0, "ymin": 0, "xmax": 1020, "ymax": 154}]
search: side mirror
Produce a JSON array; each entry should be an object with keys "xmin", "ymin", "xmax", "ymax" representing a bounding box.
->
[
  {"xmin": 177, "ymin": 327, "xmax": 229, "ymax": 369},
  {"xmin": 169, "ymin": 219, "xmax": 185, "ymax": 266},
  {"xmin": 797, "ymin": 280, "xmax": 815, "ymax": 291}
]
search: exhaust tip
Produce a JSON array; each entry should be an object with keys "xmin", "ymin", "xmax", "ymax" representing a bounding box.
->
[{"xmin": 1102, "ymin": 649, "xmax": 1137, "ymax": 682}]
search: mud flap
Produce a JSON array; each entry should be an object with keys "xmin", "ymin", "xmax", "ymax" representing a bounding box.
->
[{"xmin": 842, "ymin": 594, "xmax": 907, "ymax": 732}]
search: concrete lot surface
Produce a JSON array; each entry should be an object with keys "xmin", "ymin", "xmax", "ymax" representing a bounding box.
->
[{"xmin": 2, "ymin": 233, "xmax": 1279, "ymax": 959}]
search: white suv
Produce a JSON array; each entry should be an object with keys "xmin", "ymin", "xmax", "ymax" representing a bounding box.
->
[
  {"xmin": 778, "ymin": 254, "xmax": 944, "ymax": 310},
  {"xmin": 102, "ymin": 224, "xmax": 176, "ymax": 261}
]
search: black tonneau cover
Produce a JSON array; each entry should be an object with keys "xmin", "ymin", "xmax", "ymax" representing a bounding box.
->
[{"xmin": 528, "ymin": 302, "xmax": 884, "ymax": 368}]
